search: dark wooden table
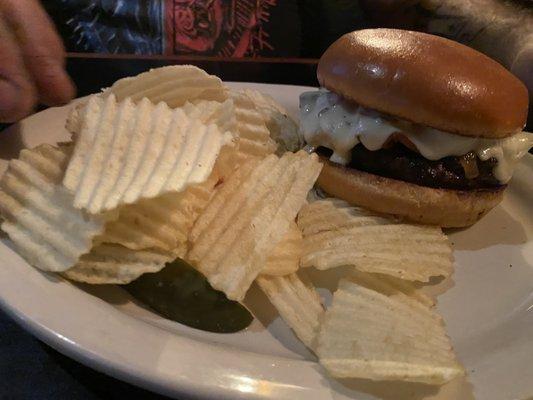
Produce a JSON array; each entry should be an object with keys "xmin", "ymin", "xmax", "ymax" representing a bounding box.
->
[
  {"xmin": 67, "ymin": 53, "xmax": 318, "ymax": 97},
  {"xmin": 0, "ymin": 54, "xmax": 318, "ymax": 400}
]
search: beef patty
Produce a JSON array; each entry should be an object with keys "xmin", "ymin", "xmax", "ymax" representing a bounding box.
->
[{"xmin": 318, "ymin": 144, "xmax": 503, "ymax": 191}]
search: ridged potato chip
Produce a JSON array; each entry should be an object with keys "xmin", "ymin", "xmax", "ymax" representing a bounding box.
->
[
  {"xmin": 229, "ymin": 90, "xmax": 278, "ymax": 160},
  {"xmin": 63, "ymin": 244, "xmax": 173, "ymax": 284},
  {"xmin": 188, "ymin": 151, "xmax": 322, "ymax": 301},
  {"xmin": 298, "ymin": 199, "xmax": 453, "ymax": 281},
  {"xmin": 261, "ymin": 221, "xmax": 303, "ymax": 276},
  {"xmin": 68, "ymin": 97, "xmax": 235, "ymax": 138},
  {"xmin": 181, "ymin": 99, "xmax": 236, "ymax": 133},
  {"xmin": 104, "ymin": 65, "xmax": 227, "ymax": 107},
  {"xmin": 98, "ymin": 176, "xmax": 216, "ymax": 256},
  {"xmin": 181, "ymin": 99, "xmax": 241, "ymax": 178},
  {"xmin": 317, "ymin": 272, "xmax": 464, "ymax": 384},
  {"xmin": 241, "ymin": 88, "xmax": 288, "ymax": 115},
  {"xmin": 63, "ymin": 95, "xmax": 232, "ymax": 213},
  {"xmin": 238, "ymin": 88, "xmax": 303, "ymax": 153},
  {"xmin": 0, "ymin": 145, "xmax": 109, "ymax": 272},
  {"xmin": 65, "ymin": 101, "xmax": 85, "ymax": 134},
  {"xmin": 102, "ymin": 66, "xmax": 276, "ymax": 162},
  {"xmin": 69, "ymin": 97, "xmax": 239, "ymax": 182},
  {"xmin": 256, "ymin": 272, "xmax": 324, "ymax": 350},
  {"xmin": 96, "ymin": 67, "xmax": 277, "ymax": 182}
]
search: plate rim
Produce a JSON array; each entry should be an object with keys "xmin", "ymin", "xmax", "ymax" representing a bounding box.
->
[
  {"xmin": 0, "ymin": 82, "xmax": 332, "ymax": 400},
  {"xmin": 0, "ymin": 279, "xmax": 323, "ymax": 400},
  {"xmin": 1, "ymin": 81, "xmax": 532, "ymax": 400}
]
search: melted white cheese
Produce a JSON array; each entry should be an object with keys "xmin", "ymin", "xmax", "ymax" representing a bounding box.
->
[{"xmin": 299, "ymin": 89, "xmax": 533, "ymax": 183}]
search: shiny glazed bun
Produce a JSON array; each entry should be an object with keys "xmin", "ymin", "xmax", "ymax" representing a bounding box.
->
[
  {"xmin": 317, "ymin": 29, "xmax": 528, "ymax": 138},
  {"xmin": 318, "ymin": 159, "xmax": 505, "ymax": 228}
]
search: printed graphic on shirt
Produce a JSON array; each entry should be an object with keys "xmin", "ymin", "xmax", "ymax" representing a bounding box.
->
[
  {"xmin": 45, "ymin": 0, "xmax": 164, "ymax": 54},
  {"xmin": 45, "ymin": 0, "xmax": 282, "ymax": 56},
  {"xmin": 165, "ymin": 0, "xmax": 277, "ymax": 56}
]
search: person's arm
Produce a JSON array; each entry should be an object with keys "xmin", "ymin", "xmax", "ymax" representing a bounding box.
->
[
  {"xmin": 361, "ymin": 0, "xmax": 532, "ymax": 126},
  {"xmin": 0, "ymin": 0, "xmax": 75, "ymax": 122},
  {"xmin": 420, "ymin": 0, "xmax": 531, "ymax": 96}
]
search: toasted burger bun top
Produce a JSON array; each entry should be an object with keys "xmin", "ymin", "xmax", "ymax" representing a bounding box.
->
[{"xmin": 317, "ymin": 29, "xmax": 528, "ymax": 139}]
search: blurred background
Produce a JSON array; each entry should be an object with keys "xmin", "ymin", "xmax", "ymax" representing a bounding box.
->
[
  {"xmin": 42, "ymin": 0, "xmax": 531, "ymax": 60},
  {"xmin": 39, "ymin": 0, "xmax": 533, "ymax": 128}
]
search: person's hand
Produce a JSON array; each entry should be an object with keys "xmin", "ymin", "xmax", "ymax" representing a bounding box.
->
[{"xmin": 0, "ymin": 0, "xmax": 75, "ymax": 123}]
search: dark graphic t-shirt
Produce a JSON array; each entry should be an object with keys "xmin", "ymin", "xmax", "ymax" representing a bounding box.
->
[{"xmin": 42, "ymin": 0, "xmax": 370, "ymax": 58}]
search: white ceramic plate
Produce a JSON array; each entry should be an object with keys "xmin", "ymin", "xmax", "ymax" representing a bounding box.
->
[{"xmin": 0, "ymin": 82, "xmax": 532, "ymax": 400}]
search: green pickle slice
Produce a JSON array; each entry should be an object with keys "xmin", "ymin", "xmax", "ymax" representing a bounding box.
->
[{"xmin": 124, "ymin": 259, "xmax": 253, "ymax": 333}]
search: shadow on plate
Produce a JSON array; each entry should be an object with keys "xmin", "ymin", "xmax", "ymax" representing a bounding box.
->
[
  {"xmin": 244, "ymin": 282, "xmax": 315, "ymax": 358},
  {"xmin": 420, "ymin": 275, "xmax": 456, "ymax": 301},
  {"xmin": 71, "ymin": 281, "xmax": 159, "ymax": 313},
  {"xmin": 72, "ymin": 277, "xmax": 315, "ymax": 359},
  {"xmin": 243, "ymin": 282, "xmax": 278, "ymax": 330},
  {"xmin": 307, "ymin": 266, "xmax": 348, "ymax": 292},
  {"xmin": 42, "ymin": 272, "xmax": 64, "ymax": 284},
  {"xmin": 324, "ymin": 375, "xmax": 475, "ymax": 400},
  {"xmin": 445, "ymin": 205, "xmax": 528, "ymax": 251},
  {"xmin": 76, "ymin": 280, "xmax": 275, "ymax": 333},
  {"xmin": 306, "ymin": 266, "xmax": 455, "ymax": 307}
]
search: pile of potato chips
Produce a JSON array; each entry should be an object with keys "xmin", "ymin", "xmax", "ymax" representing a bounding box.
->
[{"xmin": 0, "ymin": 65, "xmax": 464, "ymax": 385}]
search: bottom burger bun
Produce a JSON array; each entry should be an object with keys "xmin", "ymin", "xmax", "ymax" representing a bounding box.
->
[{"xmin": 317, "ymin": 158, "xmax": 505, "ymax": 228}]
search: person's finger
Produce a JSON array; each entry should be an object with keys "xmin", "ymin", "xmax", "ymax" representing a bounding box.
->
[
  {"xmin": 0, "ymin": 13, "xmax": 37, "ymax": 123},
  {"xmin": 1, "ymin": 0, "xmax": 75, "ymax": 106}
]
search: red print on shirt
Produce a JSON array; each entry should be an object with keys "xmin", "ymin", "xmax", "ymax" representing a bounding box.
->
[{"xmin": 165, "ymin": 0, "xmax": 276, "ymax": 57}]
